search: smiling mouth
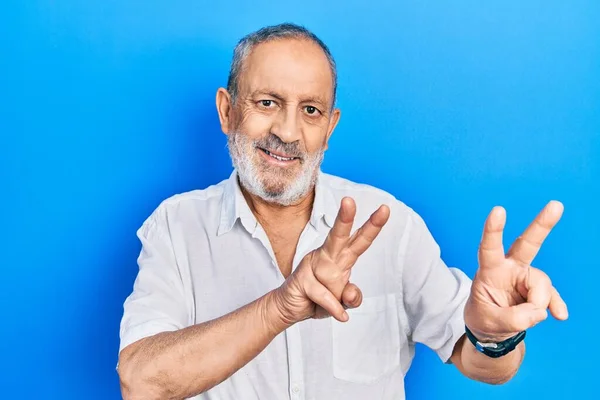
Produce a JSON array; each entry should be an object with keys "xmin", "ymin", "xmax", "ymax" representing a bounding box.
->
[{"xmin": 258, "ymin": 147, "xmax": 300, "ymax": 162}]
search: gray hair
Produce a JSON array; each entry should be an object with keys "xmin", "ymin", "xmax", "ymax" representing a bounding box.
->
[{"xmin": 226, "ymin": 23, "xmax": 338, "ymax": 108}]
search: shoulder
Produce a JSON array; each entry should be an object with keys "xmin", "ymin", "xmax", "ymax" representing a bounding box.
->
[{"xmin": 138, "ymin": 178, "xmax": 229, "ymax": 237}]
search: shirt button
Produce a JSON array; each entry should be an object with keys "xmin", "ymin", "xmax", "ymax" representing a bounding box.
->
[{"xmin": 292, "ymin": 385, "xmax": 300, "ymax": 393}]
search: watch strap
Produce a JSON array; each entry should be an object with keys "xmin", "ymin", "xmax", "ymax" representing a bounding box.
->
[{"xmin": 465, "ymin": 325, "xmax": 526, "ymax": 358}]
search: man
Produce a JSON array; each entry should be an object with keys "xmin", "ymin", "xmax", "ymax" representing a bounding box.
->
[{"xmin": 117, "ymin": 23, "xmax": 568, "ymax": 400}]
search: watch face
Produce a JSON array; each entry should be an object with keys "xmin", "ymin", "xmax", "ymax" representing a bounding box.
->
[{"xmin": 477, "ymin": 342, "xmax": 505, "ymax": 356}]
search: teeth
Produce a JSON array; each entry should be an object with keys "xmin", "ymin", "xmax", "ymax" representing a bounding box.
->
[{"xmin": 265, "ymin": 149, "xmax": 294, "ymax": 161}]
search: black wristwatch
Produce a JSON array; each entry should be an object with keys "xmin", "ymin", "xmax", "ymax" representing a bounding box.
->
[{"xmin": 464, "ymin": 326, "xmax": 526, "ymax": 358}]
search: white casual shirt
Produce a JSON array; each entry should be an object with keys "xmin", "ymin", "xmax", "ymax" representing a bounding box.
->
[{"xmin": 119, "ymin": 170, "xmax": 472, "ymax": 400}]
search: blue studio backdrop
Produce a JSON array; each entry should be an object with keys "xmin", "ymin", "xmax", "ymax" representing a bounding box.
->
[{"xmin": 1, "ymin": 1, "xmax": 598, "ymax": 398}]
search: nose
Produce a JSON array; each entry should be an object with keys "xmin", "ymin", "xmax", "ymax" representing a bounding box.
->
[{"xmin": 271, "ymin": 106, "xmax": 301, "ymax": 143}]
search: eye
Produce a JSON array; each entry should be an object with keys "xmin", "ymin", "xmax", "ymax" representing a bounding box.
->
[
  {"xmin": 304, "ymin": 105, "xmax": 321, "ymax": 115},
  {"xmin": 259, "ymin": 100, "xmax": 275, "ymax": 108}
]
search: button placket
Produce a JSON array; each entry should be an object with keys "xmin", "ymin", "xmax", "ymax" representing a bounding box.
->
[{"xmin": 286, "ymin": 323, "xmax": 305, "ymax": 400}]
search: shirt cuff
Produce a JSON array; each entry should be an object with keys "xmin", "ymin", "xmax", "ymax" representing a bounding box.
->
[{"xmin": 439, "ymin": 292, "xmax": 469, "ymax": 364}]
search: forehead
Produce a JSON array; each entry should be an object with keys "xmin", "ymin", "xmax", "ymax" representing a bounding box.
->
[{"xmin": 241, "ymin": 38, "xmax": 334, "ymax": 103}]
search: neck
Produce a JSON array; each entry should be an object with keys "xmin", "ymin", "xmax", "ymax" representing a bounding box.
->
[{"xmin": 239, "ymin": 181, "xmax": 315, "ymax": 228}]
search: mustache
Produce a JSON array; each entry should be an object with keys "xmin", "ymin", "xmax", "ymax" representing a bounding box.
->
[{"xmin": 252, "ymin": 133, "xmax": 304, "ymax": 158}]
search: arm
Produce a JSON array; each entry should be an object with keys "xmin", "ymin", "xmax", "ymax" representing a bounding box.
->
[
  {"xmin": 118, "ymin": 290, "xmax": 289, "ymax": 400},
  {"xmin": 450, "ymin": 334, "xmax": 525, "ymax": 385},
  {"xmin": 117, "ymin": 207, "xmax": 294, "ymax": 399}
]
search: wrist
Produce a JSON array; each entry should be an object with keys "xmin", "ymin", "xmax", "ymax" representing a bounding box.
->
[
  {"xmin": 466, "ymin": 327, "xmax": 517, "ymax": 344},
  {"xmin": 464, "ymin": 325, "xmax": 526, "ymax": 359},
  {"xmin": 464, "ymin": 308, "xmax": 518, "ymax": 343},
  {"xmin": 261, "ymin": 289, "xmax": 295, "ymax": 335}
]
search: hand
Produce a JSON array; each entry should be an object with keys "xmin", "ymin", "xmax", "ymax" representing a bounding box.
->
[
  {"xmin": 464, "ymin": 201, "xmax": 569, "ymax": 342},
  {"xmin": 274, "ymin": 197, "xmax": 390, "ymax": 325}
]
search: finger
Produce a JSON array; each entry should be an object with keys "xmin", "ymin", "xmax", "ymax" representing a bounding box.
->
[
  {"xmin": 526, "ymin": 267, "xmax": 553, "ymax": 310},
  {"xmin": 341, "ymin": 283, "xmax": 363, "ymax": 309},
  {"xmin": 347, "ymin": 205, "xmax": 391, "ymax": 256},
  {"xmin": 549, "ymin": 287, "xmax": 569, "ymax": 320},
  {"xmin": 478, "ymin": 206, "xmax": 507, "ymax": 268},
  {"xmin": 322, "ymin": 197, "xmax": 356, "ymax": 257},
  {"xmin": 305, "ymin": 276, "xmax": 348, "ymax": 322},
  {"xmin": 508, "ymin": 200, "xmax": 564, "ymax": 265},
  {"xmin": 494, "ymin": 303, "xmax": 548, "ymax": 333}
]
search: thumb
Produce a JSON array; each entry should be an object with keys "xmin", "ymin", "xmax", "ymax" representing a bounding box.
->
[
  {"xmin": 496, "ymin": 302, "xmax": 548, "ymax": 333},
  {"xmin": 341, "ymin": 283, "xmax": 363, "ymax": 309}
]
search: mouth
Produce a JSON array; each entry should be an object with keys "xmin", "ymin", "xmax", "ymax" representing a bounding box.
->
[{"xmin": 257, "ymin": 147, "xmax": 301, "ymax": 164}]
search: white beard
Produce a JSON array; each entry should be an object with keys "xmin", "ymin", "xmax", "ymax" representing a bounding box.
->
[{"xmin": 227, "ymin": 132, "xmax": 324, "ymax": 206}]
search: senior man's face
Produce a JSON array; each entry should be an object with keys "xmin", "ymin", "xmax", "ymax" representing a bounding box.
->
[{"xmin": 217, "ymin": 38, "xmax": 340, "ymax": 206}]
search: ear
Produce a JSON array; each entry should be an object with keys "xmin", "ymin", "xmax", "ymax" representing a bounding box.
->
[
  {"xmin": 323, "ymin": 108, "xmax": 341, "ymax": 150},
  {"xmin": 216, "ymin": 88, "xmax": 234, "ymax": 134}
]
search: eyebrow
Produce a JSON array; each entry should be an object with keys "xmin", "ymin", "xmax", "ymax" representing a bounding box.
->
[
  {"xmin": 250, "ymin": 90, "xmax": 285, "ymax": 103},
  {"xmin": 300, "ymin": 96, "xmax": 328, "ymax": 108}
]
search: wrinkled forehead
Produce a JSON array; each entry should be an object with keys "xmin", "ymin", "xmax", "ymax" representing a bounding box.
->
[{"xmin": 239, "ymin": 38, "xmax": 335, "ymax": 106}]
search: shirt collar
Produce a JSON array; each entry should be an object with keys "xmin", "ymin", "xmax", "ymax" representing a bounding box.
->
[
  {"xmin": 310, "ymin": 171, "xmax": 338, "ymax": 229},
  {"xmin": 217, "ymin": 169, "xmax": 338, "ymax": 236},
  {"xmin": 218, "ymin": 170, "xmax": 258, "ymax": 236}
]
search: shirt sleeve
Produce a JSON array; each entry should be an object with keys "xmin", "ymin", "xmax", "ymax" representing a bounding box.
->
[
  {"xmin": 118, "ymin": 205, "xmax": 189, "ymax": 355},
  {"xmin": 401, "ymin": 210, "xmax": 472, "ymax": 363}
]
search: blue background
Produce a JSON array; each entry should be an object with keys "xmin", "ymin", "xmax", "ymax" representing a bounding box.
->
[{"xmin": 2, "ymin": 1, "xmax": 598, "ymax": 398}]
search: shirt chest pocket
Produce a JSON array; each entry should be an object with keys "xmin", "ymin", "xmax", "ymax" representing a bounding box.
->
[{"xmin": 331, "ymin": 293, "xmax": 402, "ymax": 384}]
